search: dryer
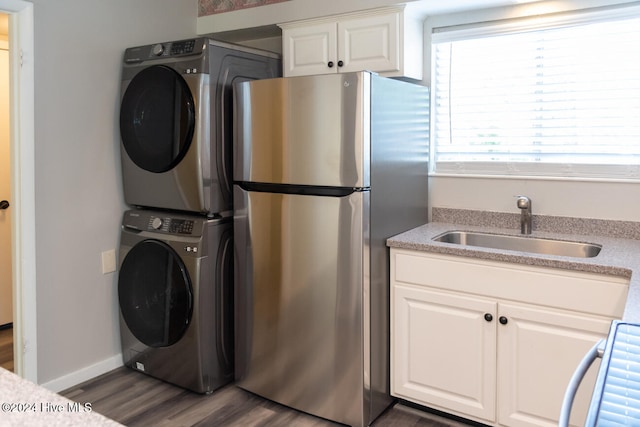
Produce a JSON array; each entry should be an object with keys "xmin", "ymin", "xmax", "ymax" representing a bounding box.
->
[
  {"xmin": 117, "ymin": 209, "xmax": 233, "ymax": 393},
  {"xmin": 119, "ymin": 38, "xmax": 280, "ymax": 215}
]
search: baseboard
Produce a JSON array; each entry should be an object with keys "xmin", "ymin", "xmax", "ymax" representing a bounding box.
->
[{"xmin": 41, "ymin": 354, "xmax": 123, "ymax": 393}]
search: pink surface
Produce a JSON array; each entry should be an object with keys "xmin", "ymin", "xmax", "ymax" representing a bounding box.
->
[{"xmin": 199, "ymin": 0, "xmax": 291, "ymax": 17}]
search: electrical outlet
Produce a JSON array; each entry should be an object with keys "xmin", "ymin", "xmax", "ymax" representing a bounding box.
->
[{"xmin": 101, "ymin": 249, "xmax": 116, "ymax": 274}]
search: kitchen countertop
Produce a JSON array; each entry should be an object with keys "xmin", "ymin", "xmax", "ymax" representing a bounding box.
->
[
  {"xmin": 0, "ymin": 367, "xmax": 122, "ymax": 426},
  {"xmin": 387, "ymin": 208, "xmax": 640, "ymax": 323}
]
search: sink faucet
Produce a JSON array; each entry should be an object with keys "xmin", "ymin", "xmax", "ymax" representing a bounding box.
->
[{"xmin": 516, "ymin": 195, "xmax": 532, "ymax": 235}]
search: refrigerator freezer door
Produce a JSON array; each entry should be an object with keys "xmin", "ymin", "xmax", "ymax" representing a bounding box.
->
[
  {"xmin": 234, "ymin": 185, "xmax": 369, "ymax": 427},
  {"xmin": 234, "ymin": 72, "xmax": 370, "ymax": 188}
]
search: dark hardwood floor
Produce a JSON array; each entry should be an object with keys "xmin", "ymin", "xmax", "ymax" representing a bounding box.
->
[
  {"xmin": 0, "ymin": 325, "xmax": 13, "ymax": 372},
  {"xmin": 60, "ymin": 367, "xmax": 470, "ymax": 427}
]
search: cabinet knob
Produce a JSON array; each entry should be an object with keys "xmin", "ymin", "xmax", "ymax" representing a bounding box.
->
[
  {"xmin": 328, "ymin": 61, "xmax": 334, "ymax": 68},
  {"xmin": 499, "ymin": 316, "xmax": 508, "ymax": 325},
  {"xmin": 337, "ymin": 60, "xmax": 344, "ymax": 67},
  {"xmin": 484, "ymin": 313, "xmax": 493, "ymax": 322}
]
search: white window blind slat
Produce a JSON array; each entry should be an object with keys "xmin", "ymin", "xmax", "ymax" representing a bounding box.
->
[{"xmin": 431, "ymin": 7, "xmax": 640, "ymax": 178}]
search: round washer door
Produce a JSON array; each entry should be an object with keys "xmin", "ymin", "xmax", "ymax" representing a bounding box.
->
[
  {"xmin": 118, "ymin": 239, "xmax": 193, "ymax": 347},
  {"xmin": 119, "ymin": 65, "xmax": 195, "ymax": 173}
]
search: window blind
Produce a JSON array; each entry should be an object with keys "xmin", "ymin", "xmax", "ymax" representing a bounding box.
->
[{"xmin": 431, "ymin": 6, "xmax": 640, "ymax": 179}]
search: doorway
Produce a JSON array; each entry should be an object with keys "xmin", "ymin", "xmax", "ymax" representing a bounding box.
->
[
  {"xmin": 0, "ymin": 11, "xmax": 13, "ymax": 372},
  {"xmin": 0, "ymin": 0, "xmax": 35, "ymax": 383}
]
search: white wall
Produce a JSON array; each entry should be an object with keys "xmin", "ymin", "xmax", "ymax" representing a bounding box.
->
[
  {"xmin": 31, "ymin": 0, "xmax": 196, "ymax": 386},
  {"xmin": 424, "ymin": 0, "xmax": 640, "ymax": 222}
]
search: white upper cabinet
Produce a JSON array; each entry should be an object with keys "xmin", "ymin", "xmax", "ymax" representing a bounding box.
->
[{"xmin": 278, "ymin": 7, "xmax": 424, "ymax": 79}]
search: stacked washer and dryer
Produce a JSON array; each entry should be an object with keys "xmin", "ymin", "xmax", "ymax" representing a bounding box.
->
[{"xmin": 116, "ymin": 38, "xmax": 280, "ymax": 393}]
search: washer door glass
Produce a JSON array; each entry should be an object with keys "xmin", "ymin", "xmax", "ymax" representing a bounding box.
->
[
  {"xmin": 120, "ymin": 65, "xmax": 195, "ymax": 173},
  {"xmin": 118, "ymin": 239, "xmax": 193, "ymax": 347}
]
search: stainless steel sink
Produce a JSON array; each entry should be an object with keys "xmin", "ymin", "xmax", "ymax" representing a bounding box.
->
[{"xmin": 432, "ymin": 231, "xmax": 602, "ymax": 258}]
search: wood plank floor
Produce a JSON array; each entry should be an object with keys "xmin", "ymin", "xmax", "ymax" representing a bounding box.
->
[
  {"xmin": 0, "ymin": 326, "xmax": 13, "ymax": 372},
  {"xmin": 60, "ymin": 367, "xmax": 473, "ymax": 427}
]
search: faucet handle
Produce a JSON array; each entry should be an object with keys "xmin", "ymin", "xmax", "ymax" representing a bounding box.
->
[
  {"xmin": 515, "ymin": 195, "xmax": 530, "ymax": 209},
  {"xmin": 515, "ymin": 195, "xmax": 533, "ymax": 234}
]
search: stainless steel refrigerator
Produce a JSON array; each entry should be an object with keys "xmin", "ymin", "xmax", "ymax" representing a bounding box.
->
[{"xmin": 232, "ymin": 71, "xmax": 429, "ymax": 427}]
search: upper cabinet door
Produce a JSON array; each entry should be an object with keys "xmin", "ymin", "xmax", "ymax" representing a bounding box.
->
[
  {"xmin": 282, "ymin": 21, "xmax": 338, "ymax": 77},
  {"xmin": 337, "ymin": 12, "xmax": 400, "ymax": 75}
]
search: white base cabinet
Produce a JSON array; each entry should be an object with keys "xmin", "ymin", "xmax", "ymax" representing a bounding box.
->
[
  {"xmin": 391, "ymin": 249, "xmax": 629, "ymax": 427},
  {"xmin": 278, "ymin": 6, "xmax": 423, "ymax": 79}
]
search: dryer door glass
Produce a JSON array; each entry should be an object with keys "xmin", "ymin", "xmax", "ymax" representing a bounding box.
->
[
  {"xmin": 120, "ymin": 65, "xmax": 195, "ymax": 173},
  {"xmin": 118, "ymin": 239, "xmax": 193, "ymax": 347}
]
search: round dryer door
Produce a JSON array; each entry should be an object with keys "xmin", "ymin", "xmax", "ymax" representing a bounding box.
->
[
  {"xmin": 119, "ymin": 65, "xmax": 195, "ymax": 173},
  {"xmin": 118, "ymin": 239, "xmax": 193, "ymax": 347}
]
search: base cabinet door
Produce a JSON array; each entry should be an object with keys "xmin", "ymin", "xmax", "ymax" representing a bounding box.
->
[
  {"xmin": 392, "ymin": 284, "xmax": 498, "ymax": 422},
  {"xmin": 497, "ymin": 303, "xmax": 610, "ymax": 427}
]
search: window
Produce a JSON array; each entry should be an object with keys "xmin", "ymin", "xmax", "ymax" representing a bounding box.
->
[{"xmin": 431, "ymin": 5, "xmax": 640, "ymax": 179}]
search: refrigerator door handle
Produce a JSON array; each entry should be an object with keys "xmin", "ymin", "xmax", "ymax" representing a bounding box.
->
[
  {"xmin": 237, "ymin": 181, "xmax": 366, "ymax": 197},
  {"xmin": 559, "ymin": 339, "xmax": 605, "ymax": 427}
]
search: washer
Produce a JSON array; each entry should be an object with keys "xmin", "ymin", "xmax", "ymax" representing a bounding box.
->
[
  {"xmin": 117, "ymin": 209, "xmax": 233, "ymax": 393},
  {"xmin": 119, "ymin": 38, "xmax": 280, "ymax": 215}
]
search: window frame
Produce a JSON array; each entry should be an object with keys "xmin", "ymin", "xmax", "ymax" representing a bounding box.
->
[{"xmin": 429, "ymin": 3, "xmax": 640, "ymax": 182}]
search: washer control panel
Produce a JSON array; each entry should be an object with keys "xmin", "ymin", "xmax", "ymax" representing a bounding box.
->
[
  {"xmin": 122, "ymin": 210, "xmax": 201, "ymax": 236},
  {"xmin": 147, "ymin": 216, "xmax": 195, "ymax": 234}
]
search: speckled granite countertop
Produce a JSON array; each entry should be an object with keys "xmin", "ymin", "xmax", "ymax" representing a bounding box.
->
[
  {"xmin": 0, "ymin": 368, "xmax": 122, "ymax": 426},
  {"xmin": 387, "ymin": 208, "xmax": 640, "ymax": 323}
]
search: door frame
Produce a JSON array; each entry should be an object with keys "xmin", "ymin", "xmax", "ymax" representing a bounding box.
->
[{"xmin": 1, "ymin": 0, "xmax": 36, "ymax": 382}]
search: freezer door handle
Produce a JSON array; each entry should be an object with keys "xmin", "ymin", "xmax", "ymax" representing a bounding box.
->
[{"xmin": 236, "ymin": 182, "xmax": 365, "ymax": 197}]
